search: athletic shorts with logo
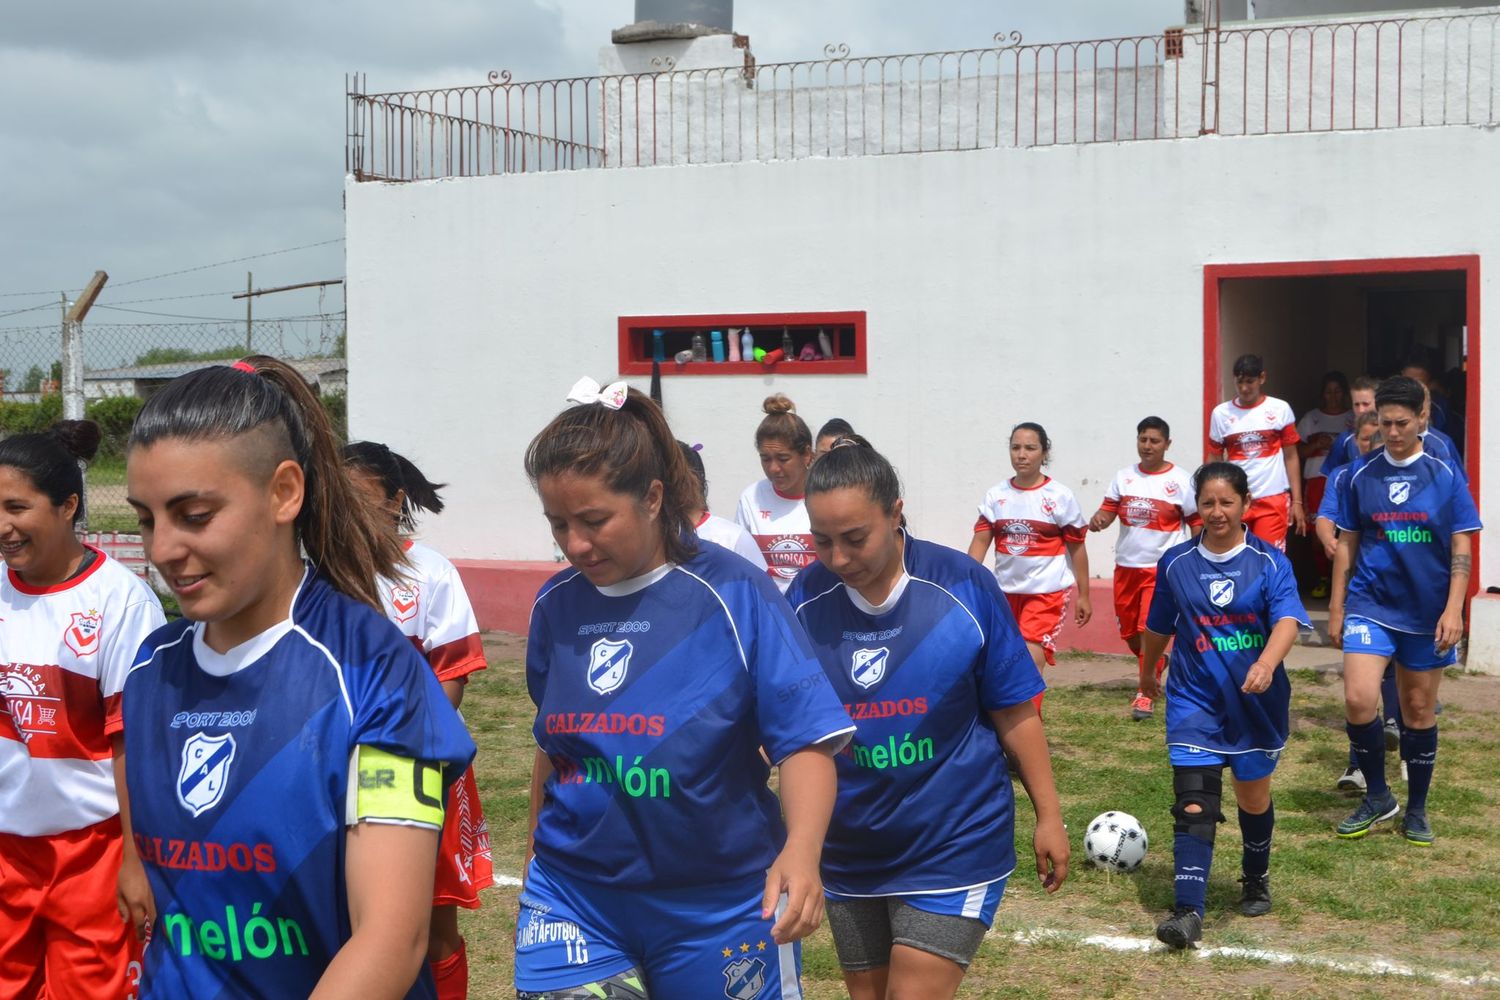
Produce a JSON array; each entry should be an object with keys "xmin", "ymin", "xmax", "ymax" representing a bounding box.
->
[{"xmin": 1342, "ymin": 615, "xmax": 1457, "ymax": 671}]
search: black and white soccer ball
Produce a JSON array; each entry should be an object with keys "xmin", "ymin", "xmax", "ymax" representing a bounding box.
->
[{"xmin": 1084, "ymin": 810, "xmax": 1149, "ymax": 872}]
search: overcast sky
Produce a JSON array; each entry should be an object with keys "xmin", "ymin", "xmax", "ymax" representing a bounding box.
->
[{"xmin": 0, "ymin": 1, "xmax": 1183, "ymax": 338}]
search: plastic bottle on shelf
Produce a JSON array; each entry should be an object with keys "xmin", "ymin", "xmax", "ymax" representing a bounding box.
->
[
  {"xmin": 691, "ymin": 333, "xmax": 707, "ymax": 362},
  {"xmin": 652, "ymin": 329, "xmax": 665, "ymax": 363},
  {"xmin": 710, "ymin": 330, "xmax": 725, "ymax": 362},
  {"xmin": 818, "ymin": 329, "xmax": 833, "ymax": 359},
  {"xmin": 762, "ymin": 348, "xmax": 785, "ymax": 366},
  {"xmin": 727, "ymin": 328, "xmax": 741, "ymax": 362},
  {"xmin": 782, "ymin": 328, "xmax": 795, "ymax": 360},
  {"xmin": 741, "ymin": 329, "xmax": 756, "ymax": 360},
  {"xmin": 674, "ymin": 349, "xmax": 694, "ymax": 365}
]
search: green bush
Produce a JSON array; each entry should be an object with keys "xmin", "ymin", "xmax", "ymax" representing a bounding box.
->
[
  {"xmin": 86, "ymin": 395, "xmax": 144, "ymax": 458},
  {"xmin": 0, "ymin": 394, "xmax": 63, "ymax": 434},
  {"xmin": 321, "ymin": 391, "xmax": 347, "ymax": 444}
]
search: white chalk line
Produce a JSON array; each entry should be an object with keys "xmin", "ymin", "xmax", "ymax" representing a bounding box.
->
[
  {"xmin": 1004, "ymin": 927, "xmax": 1500, "ymax": 988},
  {"xmin": 489, "ymin": 871, "xmax": 1497, "ymax": 987}
]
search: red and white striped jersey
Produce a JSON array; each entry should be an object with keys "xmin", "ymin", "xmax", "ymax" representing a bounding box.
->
[
  {"xmin": 1296, "ymin": 408, "xmax": 1354, "ymax": 480},
  {"xmin": 1100, "ymin": 464, "xmax": 1199, "ymax": 569},
  {"xmin": 696, "ymin": 512, "xmax": 771, "ymax": 573},
  {"xmin": 3, "ymin": 547, "xmax": 166, "ymax": 836},
  {"xmin": 734, "ymin": 479, "xmax": 816, "ymax": 592},
  {"xmin": 974, "ymin": 477, "xmax": 1087, "ymax": 595},
  {"xmin": 380, "ymin": 540, "xmax": 487, "ymax": 683},
  {"xmin": 1209, "ymin": 396, "xmax": 1301, "ymax": 500}
]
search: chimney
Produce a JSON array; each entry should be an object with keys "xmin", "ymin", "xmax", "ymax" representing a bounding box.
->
[{"xmin": 613, "ymin": 0, "xmax": 733, "ymax": 43}]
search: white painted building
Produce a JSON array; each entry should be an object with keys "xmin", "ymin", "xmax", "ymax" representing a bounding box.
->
[{"xmin": 345, "ymin": 5, "xmax": 1497, "ymax": 612}]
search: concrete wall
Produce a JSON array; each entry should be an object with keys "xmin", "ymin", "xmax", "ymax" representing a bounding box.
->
[
  {"xmin": 1252, "ymin": 0, "xmax": 1498, "ymax": 19},
  {"xmin": 345, "ymin": 123, "xmax": 1499, "ymax": 587}
]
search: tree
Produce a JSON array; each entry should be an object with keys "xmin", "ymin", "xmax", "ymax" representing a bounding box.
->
[
  {"xmin": 21, "ymin": 365, "xmax": 43, "ymax": 392},
  {"xmin": 133, "ymin": 345, "xmax": 245, "ymax": 367}
]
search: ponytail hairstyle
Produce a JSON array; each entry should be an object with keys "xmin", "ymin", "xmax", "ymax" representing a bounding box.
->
[
  {"xmin": 526, "ymin": 386, "xmax": 702, "ymax": 565},
  {"xmin": 677, "ymin": 440, "xmax": 709, "ymax": 502},
  {"xmin": 1010, "ymin": 421, "xmax": 1052, "ymax": 463},
  {"xmin": 755, "ymin": 394, "xmax": 813, "ymax": 454},
  {"xmin": 816, "ymin": 417, "xmax": 855, "ymax": 442},
  {"xmin": 1192, "ymin": 460, "xmax": 1251, "ymax": 503},
  {"xmin": 805, "ymin": 436, "xmax": 902, "ymax": 517},
  {"xmin": 342, "ymin": 441, "xmax": 446, "ymax": 532},
  {"xmin": 128, "ymin": 356, "xmax": 403, "ymax": 610},
  {"xmin": 0, "ymin": 420, "xmax": 101, "ymax": 526}
]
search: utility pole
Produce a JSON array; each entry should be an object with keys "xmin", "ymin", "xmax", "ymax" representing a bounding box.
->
[
  {"xmin": 232, "ymin": 278, "xmax": 344, "ymax": 356},
  {"xmin": 245, "ymin": 271, "xmax": 253, "ymax": 352},
  {"xmin": 62, "ymin": 270, "xmax": 108, "ymax": 536}
]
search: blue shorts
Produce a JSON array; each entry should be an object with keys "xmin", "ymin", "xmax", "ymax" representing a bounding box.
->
[
  {"xmin": 827, "ymin": 875, "xmax": 1008, "ymax": 926},
  {"xmin": 515, "ymin": 859, "xmax": 802, "ymax": 997},
  {"xmin": 1169, "ymin": 744, "xmax": 1281, "ymax": 781},
  {"xmin": 1343, "ymin": 616, "xmax": 1457, "ymax": 671}
]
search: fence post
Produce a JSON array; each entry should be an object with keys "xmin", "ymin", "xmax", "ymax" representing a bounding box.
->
[{"xmin": 64, "ymin": 271, "xmax": 108, "ymax": 535}]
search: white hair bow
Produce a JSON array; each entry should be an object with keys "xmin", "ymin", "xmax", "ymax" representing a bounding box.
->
[{"xmin": 566, "ymin": 376, "xmax": 629, "ymax": 410}]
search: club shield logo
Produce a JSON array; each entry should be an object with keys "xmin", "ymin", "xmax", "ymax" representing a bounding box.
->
[
  {"xmin": 723, "ymin": 956, "xmax": 768, "ymax": 999},
  {"xmin": 587, "ymin": 638, "xmax": 633, "ymax": 695},
  {"xmin": 850, "ymin": 647, "xmax": 890, "ymax": 690},
  {"xmin": 177, "ymin": 732, "xmax": 237, "ymax": 817},
  {"xmin": 1389, "ymin": 481, "xmax": 1411, "ymax": 505},
  {"xmin": 1208, "ymin": 578, "xmax": 1235, "ymax": 608},
  {"xmin": 389, "ymin": 581, "xmax": 420, "ymax": 623},
  {"xmin": 64, "ymin": 611, "xmax": 102, "ymax": 657}
]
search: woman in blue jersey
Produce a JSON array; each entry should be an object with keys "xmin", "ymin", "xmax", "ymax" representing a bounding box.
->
[
  {"xmin": 788, "ymin": 438, "xmax": 1068, "ymax": 999},
  {"xmin": 517, "ymin": 377, "xmax": 853, "ymax": 1000},
  {"xmin": 121, "ymin": 357, "xmax": 475, "ymax": 999},
  {"xmin": 1138, "ymin": 462, "xmax": 1309, "ymax": 949},
  {"xmin": 1328, "ymin": 376, "xmax": 1480, "ymax": 847}
]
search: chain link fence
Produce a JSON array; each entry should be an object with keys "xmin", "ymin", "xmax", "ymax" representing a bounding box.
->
[{"xmin": 0, "ymin": 314, "xmax": 346, "ymax": 540}]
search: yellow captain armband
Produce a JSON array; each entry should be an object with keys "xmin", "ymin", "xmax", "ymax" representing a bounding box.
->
[{"xmin": 344, "ymin": 745, "xmax": 445, "ymax": 830}]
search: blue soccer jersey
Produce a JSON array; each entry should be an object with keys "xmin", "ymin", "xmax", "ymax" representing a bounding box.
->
[
  {"xmin": 123, "ymin": 569, "xmax": 475, "ymax": 999},
  {"xmin": 527, "ymin": 541, "xmax": 854, "ymax": 891},
  {"xmin": 788, "ymin": 533, "xmax": 1043, "ymax": 897},
  {"xmin": 1146, "ymin": 534, "xmax": 1310, "ymax": 756},
  {"xmin": 1326, "ymin": 428, "xmax": 1463, "ymax": 481},
  {"xmin": 1336, "ymin": 449, "xmax": 1481, "ymax": 634},
  {"xmin": 1316, "ymin": 465, "xmax": 1351, "ymax": 524}
]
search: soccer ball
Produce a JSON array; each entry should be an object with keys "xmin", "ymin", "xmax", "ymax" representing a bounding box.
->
[{"xmin": 1084, "ymin": 810, "xmax": 1149, "ymax": 872}]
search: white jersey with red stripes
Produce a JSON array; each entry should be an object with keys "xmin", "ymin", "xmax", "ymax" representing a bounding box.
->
[
  {"xmin": 1101, "ymin": 463, "xmax": 1199, "ymax": 568},
  {"xmin": 974, "ymin": 477, "xmax": 1087, "ymax": 595},
  {"xmin": 2, "ymin": 547, "xmax": 166, "ymax": 837},
  {"xmin": 1209, "ymin": 395, "xmax": 1301, "ymax": 499},
  {"xmin": 695, "ymin": 512, "xmax": 771, "ymax": 573},
  {"xmin": 1296, "ymin": 407, "xmax": 1354, "ymax": 480},
  {"xmin": 379, "ymin": 540, "xmax": 487, "ymax": 683},
  {"xmin": 734, "ymin": 479, "xmax": 816, "ymax": 592}
]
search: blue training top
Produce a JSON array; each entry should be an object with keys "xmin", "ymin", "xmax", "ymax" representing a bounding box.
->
[
  {"xmin": 527, "ymin": 541, "xmax": 854, "ymax": 891},
  {"xmin": 124, "ymin": 569, "xmax": 475, "ymax": 1000},
  {"xmin": 1336, "ymin": 448, "xmax": 1481, "ymax": 634},
  {"xmin": 789, "ymin": 532, "xmax": 1043, "ymax": 897},
  {"xmin": 1324, "ymin": 427, "xmax": 1463, "ymax": 480},
  {"xmin": 1147, "ymin": 534, "xmax": 1310, "ymax": 756}
]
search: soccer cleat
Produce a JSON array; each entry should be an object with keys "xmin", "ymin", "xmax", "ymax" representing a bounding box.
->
[
  {"xmin": 1402, "ymin": 810, "xmax": 1434, "ymax": 847},
  {"xmin": 1384, "ymin": 720, "xmax": 1400, "ymax": 752},
  {"xmin": 1336, "ymin": 790, "xmax": 1400, "ymax": 838},
  {"xmin": 1311, "ymin": 578, "xmax": 1330, "ymax": 599},
  {"xmin": 1336, "ymin": 766, "xmax": 1366, "ymax": 792},
  {"xmin": 1239, "ymin": 874, "xmax": 1272, "ymax": 916},
  {"xmin": 1155, "ymin": 907, "xmax": 1203, "ymax": 949},
  {"xmin": 1130, "ymin": 693, "xmax": 1154, "ymax": 720}
]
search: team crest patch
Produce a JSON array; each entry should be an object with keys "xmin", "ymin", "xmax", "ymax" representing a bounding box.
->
[
  {"xmin": 722, "ymin": 956, "xmax": 768, "ymax": 999},
  {"xmin": 1041, "ymin": 497, "xmax": 1058, "ymax": 515},
  {"xmin": 1389, "ymin": 481, "xmax": 1411, "ymax": 505},
  {"xmin": 1122, "ymin": 497, "xmax": 1156, "ymax": 528},
  {"xmin": 587, "ymin": 638, "xmax": 632, "ymax": 695},
  {"xmin": 177, "ymin": 732, "xmax": 237, "ymax": 817},
  {"xmin": 1208, "ymin": 578, "xmax": 1235, "ymax": 608},
  {"xmin": 1165, "ymin": 481, "xmax": 1180, "ymax": 496},
  {"xmin": 850, "ymin": 647, "xmax": 889, "ymax": 690},
  {"xmin": 1001, "ymin": 520, "xmax": 1035, "ymax": 556},
  {"xmin": 389, "ymin": 581, "xmax": 420, "ymax": 623},
  {"xmin": 64, "ymin": 610, "xmax": 102, "ymax": 657}
]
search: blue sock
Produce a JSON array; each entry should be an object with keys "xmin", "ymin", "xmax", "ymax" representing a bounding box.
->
[
  {"xmin": 1348, "ymin": 745, "xmax": 1358, "ymax": 769},
  {"xmin": 1173, "ymin": 830, "xmax": 1213, "ymax": 916},
  {"xmin": 1347, "ymin": 718, "xmax": 1388, "ymax": 798},
  {"xmin": 1239, "ymin": 803, "xmax": 1274, "ymax": 878},
  {"xmin": 1402, "ymin": 725, "xmax": 1437, "ymax": 814},
  {"xmin": 1381, "ymin": 664, "xmax": 1403, "ymax": 732}
]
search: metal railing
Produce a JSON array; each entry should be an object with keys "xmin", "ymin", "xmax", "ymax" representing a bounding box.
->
[{"xmin": 346, "ymin": 9, "xmax": 1500, "ymax": 182}]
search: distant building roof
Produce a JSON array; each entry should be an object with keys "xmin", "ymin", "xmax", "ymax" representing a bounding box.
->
[{"xmin": 85, "ymin": 357, "xmax": 346, "ymax": 383}]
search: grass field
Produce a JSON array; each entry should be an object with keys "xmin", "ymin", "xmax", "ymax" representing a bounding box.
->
[{"xmin": 459, "ymin": 638, "xmax": 1500, "ymax": 998}]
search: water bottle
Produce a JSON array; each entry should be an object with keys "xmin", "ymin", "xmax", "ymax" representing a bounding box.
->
[
  {"xmin": 651, "ymin": 329, "xmax": 665, "ymax": 363},
  {"xmin": 727, "ymin": 328, "xmax": 742, "ymax": 362},
  {"xmin": 674, "ymin": 349, "xmax": 694, "ymax": 365},
  {"xmin": 782, "ymin": 328, "xmax": 795, "ymax": 359},
  {"xmin": 710, "ymin": 330, "xmax": 725, "ymax": 362},
  {"xmin": 741, "ymin": 329, "xmax": 755, "ymax": 360},
  {"xmin": 691, "ymin": 333, "xmax": 707, "ymax": 363},
  {"xmin": 818, "ymin": 329, "xmax": 833, "ymax": 359}
]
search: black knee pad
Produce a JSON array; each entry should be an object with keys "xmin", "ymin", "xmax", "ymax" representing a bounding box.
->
[
  {"xmin": 1171, "ymin": 765, "xmax": 1225, "ymax": 843},
  {"xmin": 517, "ymin": 968, "xmax": 648, "ymax": 999}
]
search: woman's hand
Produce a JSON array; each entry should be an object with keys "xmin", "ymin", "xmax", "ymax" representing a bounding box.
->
[
  {"xmin": 116, "ymin": 850, "xmax": 155, "ymax": 942},
  {"xmin": 1139, "ymin": 661, "xmax": 1162, "ymax": 701},
  {"xmin": 1074, "ymin": 594, "xmax": 1093, "ymax": 628},
  {"xmin": 1435, "ymin": 606, "xmax": 1465, "ymax": 655},
  {"xmin": 1327, "ymin": 607, "xmax": 1344, "ymax": 649},
  {"xmin": 1032, "ymin": 814, "xmax": 1069, "ymax": 893},
  {"xmin": 1241, "ymin": 659, "xmax": 1275, "ymax": 695},
  {"xmin": 761, "ymin": 840, "xmax": 824, "ymax": 945}
]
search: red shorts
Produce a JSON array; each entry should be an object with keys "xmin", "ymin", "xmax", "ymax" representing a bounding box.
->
[
  {"xmin": 1113, "ymin": 566, "xmax": 1159, "ymax": 641},
  {"xmin": 1245, "ymin": 493, "xmax": 1290, "ymax": 551},
  {"xmin": 434, "ymin": 766, "xmax": 495, "ymax": 909},
  {"xmin": 1005, "ymin": 590, "xmax": 1069, "ymax": 666},
  {"xmin": 0, "ymin": 816, "xmax": 142, "ymax": 1000}
]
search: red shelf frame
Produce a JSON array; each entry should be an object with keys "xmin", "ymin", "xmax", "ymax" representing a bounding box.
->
[{"xmin": 618, "ymin": 311, "xmax": 868, "ymax": 376}]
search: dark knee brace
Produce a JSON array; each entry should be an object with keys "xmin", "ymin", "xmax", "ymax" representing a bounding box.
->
[
  {"xmin": 1171, "ymin": 766, "xmax": 1226, "ymax": 843},
  {"xmin": 517, "ymin": 968, "xmax": 648, "ymax": 999}
]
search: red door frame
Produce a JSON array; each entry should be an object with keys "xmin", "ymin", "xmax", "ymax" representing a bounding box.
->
[{"xmin": 1203, "ymin": 254, "xmax": 1482, "ymax": 592}]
